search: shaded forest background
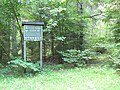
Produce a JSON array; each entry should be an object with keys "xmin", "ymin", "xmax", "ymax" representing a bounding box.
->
[{"xmin": 0, "ymin": 0, "xmax": 120, "ymax": 69}]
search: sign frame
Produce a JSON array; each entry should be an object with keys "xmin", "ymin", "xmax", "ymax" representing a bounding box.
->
[{"xmin": 22, "ymin": 22, "xmax": 44, "ymax": 68}]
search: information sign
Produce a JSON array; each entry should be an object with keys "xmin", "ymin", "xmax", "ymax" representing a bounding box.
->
[
  {"xmin": 24, "ymin": 25, "xmax": 43, "ymax": 41},
  {"xmin": 22, "ymin": 22, "xmax": 44, "ymax": 68}
]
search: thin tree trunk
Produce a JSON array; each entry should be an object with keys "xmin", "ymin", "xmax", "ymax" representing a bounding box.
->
[
  {"xmin": 51, "ymin": 31, "xmax": 54, "ymax": 57},
  {"xmin": 9, "ymin": 0, "xmax": 24, "ymax": 59},
  {"xmin": 77, "ymin": 0, "xmax": 84, "ymax": 50},
  {"xmin": 43, "ymin": 40, "xmax": 46, "ymax": 62},
  {"xmin": 11, "ymin": 21, "xmax": 18, "ymax": 57}
]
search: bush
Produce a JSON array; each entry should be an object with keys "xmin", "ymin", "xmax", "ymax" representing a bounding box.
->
[
  {"xmin": 0, "ymin": 64, "xmax": 12, "ymax": 77},
  {"xmin": 58, "ymin": 49, "xmax": 94, "ymax": 67},
  {"xmin": 96, "ymin": 46, "xmax": 107, "ymax": 54},
  {"xmin": 9, "ymin": 58, "xmax": 41, "ymax": 73},
  {"xmin": 93, "ymin": 44, "xmax": 108, "ymax": 54},
  {"xmin": 0, "ymin": 58, "xmax": 41, "ymax": 76},
  {"xmin": 108, "ymin": 46, "xmax": 120, "ymax": 68}
]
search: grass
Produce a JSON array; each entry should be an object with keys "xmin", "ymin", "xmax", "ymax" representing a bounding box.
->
[{"xmin": 0, "ymin": 65, "xmax": 120, "ymax": 90}]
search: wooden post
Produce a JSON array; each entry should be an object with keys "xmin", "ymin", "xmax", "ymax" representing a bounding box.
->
[
  {"xmin": 40, "ymin": 40, "xmax": 42, "ymax": 68},
  {"xmin": 40, "ymin": 26, "xmax": 43, "ymax": 68},
  {"xmin": 24, "ymin": 25, "xmax": 26, "ymax": 62},
  {"xmin": 24, "ymin": 41, "xmax": 26, "ymax": 62}
]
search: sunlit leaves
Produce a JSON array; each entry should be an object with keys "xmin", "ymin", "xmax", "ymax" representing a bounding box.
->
[{"xmin": 55, "ymin": 36, "xmax": 66, "ymax": 41}]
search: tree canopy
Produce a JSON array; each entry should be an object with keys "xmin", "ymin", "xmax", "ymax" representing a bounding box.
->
[{"xmin": 0, "ymin": 0, "xmax": 120, "ymax": 68}]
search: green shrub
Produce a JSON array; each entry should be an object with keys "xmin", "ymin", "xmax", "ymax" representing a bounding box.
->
[
  {"xmin": 93, "ymin": 44, "xmax": 108, "ymax": 54},
  {"xmin": 0, "ymin": 58, "xmax": 41, "ymax": 76},
  {"xmin": 58, "ymin": 49, "xmax": 94, "ymax": 67},
  {"xmin": 0, "ymin": 64, "xmax": 12, "ymax": 77},
  {"xmin": 107, "ymin": 43, "xmax": 120, "ymax": 68},
  {"xmin": 9, "ymin": 58, "xmax": 40, "ymax": 72},
  {"xmin": 0, "ymin": 63, "xmax": 4, "ymax": 68}
]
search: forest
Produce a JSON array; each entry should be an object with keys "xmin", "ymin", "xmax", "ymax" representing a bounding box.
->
[{"xmin": 0, "ymin": 0, "xmax": 120, "ymax": 89}]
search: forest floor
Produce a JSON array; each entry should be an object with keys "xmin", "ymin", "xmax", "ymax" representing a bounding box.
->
[
  {"xmin": 0, "ymin": 63, "xmax": 120, "ymax": 90},
  {"xmin": 0, "ymin": 55, "xmax": 120, "ymax": 90}
]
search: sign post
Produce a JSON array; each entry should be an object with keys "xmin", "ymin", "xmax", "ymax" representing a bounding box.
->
[{"xmin": 22, "ymin": 22, "xmax": 44, "ymax": 68}]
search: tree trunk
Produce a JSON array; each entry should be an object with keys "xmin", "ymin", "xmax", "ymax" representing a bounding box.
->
[
  {"xmin": 11, "ymin": 21, "xmax": 18, "ymax": 57},
  {"xmin": 9, "ymin": 0, "xmax": 24, "ymax": 59},
  {"xmin": 51, "ymin": 30, "xmax": 54, "ymax": 57},
  {"xmin": 77, "ymin": 0, "xmax": 84, "ymax": 50}
]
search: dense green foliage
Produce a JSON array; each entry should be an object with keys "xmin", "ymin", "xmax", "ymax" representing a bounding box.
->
[
  {"xmin": 0, "ymin": 58, "xmax": 40, "ymax": 76},
  {"xmin": 0, "ymin": 0, "xmax": 120, "ymax": 76},
  {"xmin": 9, "ymin": 58, "xmax": 40, "ymax": 71},
  {"xmin": 59, "ymin": 49, "xmax": 94, "ymax": 67}
]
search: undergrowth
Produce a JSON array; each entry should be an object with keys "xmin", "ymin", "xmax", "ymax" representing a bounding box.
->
[{"xmin": 0, "ymin": 65, "xmax": 120, "ymax": 90}]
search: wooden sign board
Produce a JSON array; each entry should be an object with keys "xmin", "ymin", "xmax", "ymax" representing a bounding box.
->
[
  {"xmin": 22, "ymin": 22, "xmax": 44, "ymax": 41},
  {"xmin": 24, "ymin": 25, "xmax": 42, "ymax": 41},
  {"xmin": 22, "ymin": 22, "xmax": 44, "ymax": 68}
]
